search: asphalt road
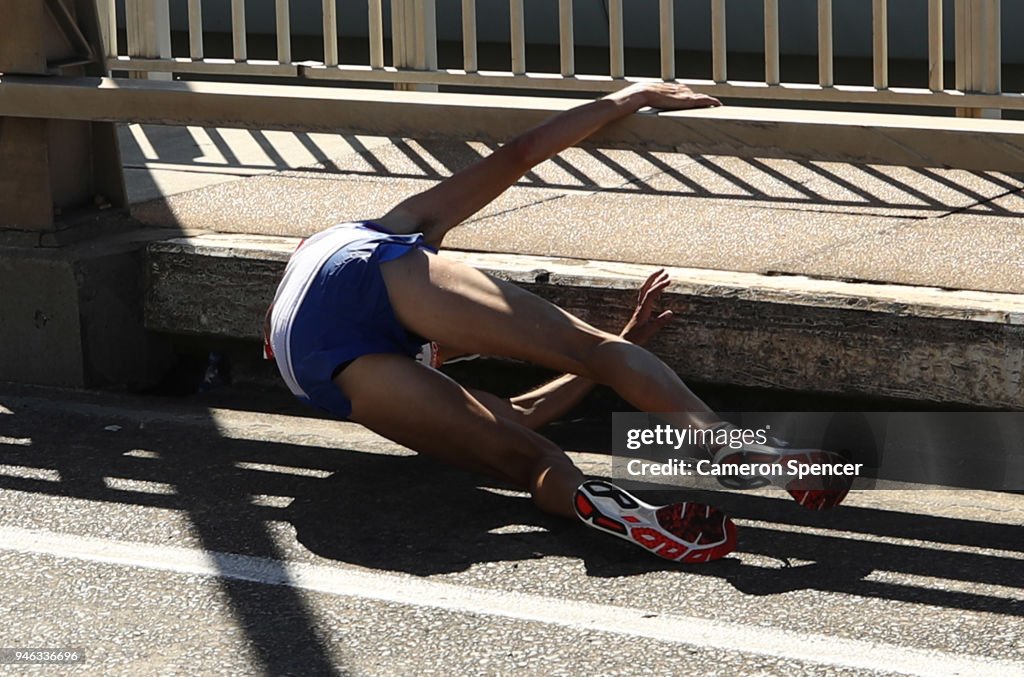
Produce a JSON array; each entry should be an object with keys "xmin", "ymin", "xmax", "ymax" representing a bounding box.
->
[{"xmin": 0, "ymin": 383, "xmax": 1021, "ymax": 676}]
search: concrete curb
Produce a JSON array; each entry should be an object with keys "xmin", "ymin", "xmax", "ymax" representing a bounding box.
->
[{"xmin": 147, "ymin": 233, "xmax": 1024, "ymax": 409}]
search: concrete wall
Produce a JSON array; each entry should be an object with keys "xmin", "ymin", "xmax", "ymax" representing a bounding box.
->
[
  {"xmin": 145, "ymin": 236, "xmax": 1024, "ymax": 409},
  {"xmin": 125, "ymin": 0, "xmax": 1024, "ymax": 63},
  {"xmin": 0, "ymin": 236, "xmax": 169, "ymax": 389}
]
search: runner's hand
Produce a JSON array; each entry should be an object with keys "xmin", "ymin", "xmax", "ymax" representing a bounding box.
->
[
  {"xmin": 609, "ymin": 82, "xmax": 721, "ymax": 111},
  {"xmin": 620, "ymin": 269, "xmax": 674, "ymax": 346}
]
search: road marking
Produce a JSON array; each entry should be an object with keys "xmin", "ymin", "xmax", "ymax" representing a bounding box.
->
[
  {"xmin": 0, "ymin": 464, "xmax": 57, "ymax": 481},
  {"xmin": 749, "ymin": 520, "xmax": 1024, "ymax": 560},
  {"xmin": 0, "ymin": 527, "xmax": 1020, "ymax": 676},
  {"xmin": 123, "ymin": 449, "xmax": 161, "ymax": 459},
  {"xmin": 102, "ymin": 477, "xmax": 177, "ymax": 495},
  {"xmin": 864, "ymin": 569, "xmax": 1024, "ymax": 603},
  {"xmin": 234, "ymin": 461, "xmax": 332, "ymax": 478}
]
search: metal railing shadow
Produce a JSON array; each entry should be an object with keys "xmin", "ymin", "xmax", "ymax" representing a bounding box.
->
[
  {"xmin": 0, "ymin": 391, "xmax": 343, "ymax": 675},
  {"xmin": 0, "ymin": 387, "xmax": 1021, "ymax": 627}
]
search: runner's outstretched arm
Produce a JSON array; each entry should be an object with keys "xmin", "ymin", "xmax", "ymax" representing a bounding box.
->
[{"xmin": 374, "ymin": 83, "xmax": 720, "ymax": 246}]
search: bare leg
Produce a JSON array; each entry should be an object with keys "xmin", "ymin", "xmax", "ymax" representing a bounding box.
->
[
  {"xmin": 337, "ymin": 353, "xmax": 742, "ymax": 560},
  {"xmin": 379, "ymin": 249, "xmax": 720, "ymax": 428},
  {"xmin": 337, "ymin": 353, "xmax": 584, "ymax": 518}
]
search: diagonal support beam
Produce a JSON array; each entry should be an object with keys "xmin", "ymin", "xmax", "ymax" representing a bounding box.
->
[{"xmin": 42, "ymin": 0, "xmax": 95, "ymax": 68}]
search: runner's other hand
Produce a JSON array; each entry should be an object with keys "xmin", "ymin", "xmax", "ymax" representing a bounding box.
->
[{"xmin": 620, "ymin": 269, "xmax": 674, "ymax": 346}]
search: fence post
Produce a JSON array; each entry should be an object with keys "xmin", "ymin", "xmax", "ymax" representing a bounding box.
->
[
  {"xmin": 0, "ymin": 0, "xmax": 157, "ymax": 389},
  {"xmin": 955, "ymin": 0, "xmax": 1001, "ymax": 118},
  {"xmin": 96, "ymin": 0, "xmax": 117, "ymax": 62},
  {"xmin": 124, "ymin": 0, "xmax": 171, "ymax": 80},
  {"xmin": 0, "ymin": 0, "xmax": 126, "ymax": 231},
  {"xmin": 391, "ymin": 0, "xmax": 438, "ymax": 92}
]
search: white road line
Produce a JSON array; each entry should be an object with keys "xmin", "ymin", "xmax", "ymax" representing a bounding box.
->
[
  {"xmin": 102, "ymin": 477, "xmax": 177, "ymax": 495},
  {"xmin": 0, "ymin": 526, "xmax": 1020, "ymax": 677},
  {"xmin": 749, "ymin": 520, "xmax": 1024, "ymax": 561},
  {"xmin": 233, "ymin": 461, "xmax": 332, "ymax": 478},
  {"xmin": 0, "ymin": 464, "xmax": 57, "ymax": 481}
]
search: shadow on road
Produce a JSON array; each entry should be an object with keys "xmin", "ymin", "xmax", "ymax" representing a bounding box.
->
[
  {"xmin": 1, "ymin": 388, "xmax": 1021, "ymax": 633},
  {"xmin": 0, "ymin": 391, "xmax": 344, "ymax": 676}
]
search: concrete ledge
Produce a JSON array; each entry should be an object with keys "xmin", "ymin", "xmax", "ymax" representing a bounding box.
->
[
  {"xmin": 0, "ymin": 230, "xmax": 172, "ymax": 388},
  {"xmin": 3, "ymin": 76, "xmax": 1024, "ymax": 171},
  {"xmin": 147, "ymin": 233, "xmax": 1024, "ymax": 409}
]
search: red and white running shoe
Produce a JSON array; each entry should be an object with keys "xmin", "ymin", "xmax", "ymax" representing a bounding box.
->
[
  {"xmin": 574, "ymin": 480, "xmax": 737, "ymax": 563},
  {"xmin": 708, "ymin": 423, "xmax": 851, "ymax": 511}
]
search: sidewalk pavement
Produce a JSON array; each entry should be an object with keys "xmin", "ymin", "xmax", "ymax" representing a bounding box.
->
[{"xmin": 118, "ymin": 122, "xmax": 1024, "ymax": 295}]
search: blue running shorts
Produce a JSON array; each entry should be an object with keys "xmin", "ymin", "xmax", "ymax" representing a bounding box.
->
[{"xmin": 267, "ymin": 221, "xmax": 436, "ymax": 418}]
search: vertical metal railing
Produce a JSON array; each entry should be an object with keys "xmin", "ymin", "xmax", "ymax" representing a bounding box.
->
[
  {"xmin": 462, "ymin": 0, "xmax": 477, "ymax": 72},
  {"xmin": 106, "ymin": 0, "xmax": 1014, "ymax": 113},
  {"xmin": 510, "ymin": 0, "xmax": 526, "ymax": 75},
  {"xmin": 322, "ymin": 0, "xmax": 338, "ymax": 67},
  {"xmin": 390, "ymin": 0, "xmax": 437, "ymax": 90},
  {"xmin": 230, "ymin": 0, "xmax": 246, "ymax": 61},
  {"xmin": 608, "ymin": 0, "xmax": 624, "ymax": 79},
  {"xmin": 276, "ymin": 0, "xmax": 291, "ymax": 65},
  {"xmin": 124, "ymin": 0, "xmax": 171, "ymax": 79},
  {"xmin": 187, "ymin": 0, "xmax": 203, "ymax": 60},
  {"xmin": 955, "ymin": 0, "xmax": 970, "ymax": 100},
  {"xmin": 873, "ymin": 0, "xmax": 888, "ymax": 89},
  {"xmin": 955, "ymin": 0, "xmax": 1002, "ymax": 117},
  {"xmin": 928, "ymin": 0, "xmax": 943, "ymax": 92},
  {"xmin": 369, "ymin": 0, "xmax": 384, "ymax": 68},
  {"xmin": 764, "ymin": 0, "xmax": 779, "ymax": 85},
  {"xmin": 97, "ymin": 0, "xmax": 117, "ymax": 60},
  {"xmin": 817, "ymin": 0, "xmax": 833, "ymax": 87},
  {"xmin": 980, "ymin": 0, "xmax": 1002, "ymax": 102},
  {"xmin": 558, "ymin": 0, "xmax": 574, "ymax": 77},
  {"xmin": 659, "ymin": 0, "xmax": 674, "ymax": 81},
  {"xmin": 711, "ymin": 0, "xmax": 726, "ymax": 83}
]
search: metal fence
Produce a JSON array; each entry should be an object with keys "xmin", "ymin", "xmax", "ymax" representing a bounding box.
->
[{"xmin": 96, "ymin": 0, "xmax": 1019, "ymax": 115}]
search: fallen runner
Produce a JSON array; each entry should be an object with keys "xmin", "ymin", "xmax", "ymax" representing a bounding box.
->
[{"xmin": 265, "ymin": 82, "xmax": 850, "ymax": 563}]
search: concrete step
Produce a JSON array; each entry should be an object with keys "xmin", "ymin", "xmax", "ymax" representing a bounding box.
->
[{"xmin": 146, "ymin": 232, "xmax": 1024, "ymax": 409}]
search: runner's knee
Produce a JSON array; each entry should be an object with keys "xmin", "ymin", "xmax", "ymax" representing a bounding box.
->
[
  {"xmin": 493, "ymin": 421, "xmax": 570, "ymax": 487},
  {"xmin": 567, "ymin": 335, "xmax": 642, "ymax": 382}
]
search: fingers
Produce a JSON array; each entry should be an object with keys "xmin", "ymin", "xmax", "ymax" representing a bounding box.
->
[
  {"xmin": 640, "ymin": 270, "xmax": 671, "ymax": 306},
  {"xmin": 641, "ymin": 268, "xmax": 668, "ymax": 288},
  {"xmin": 668, "ymin": 93, "xmax": 722, "ymax": 110},
  {"xmin": 637, "ymin": 268, "xmax": 663, "ymax": 304},
  {"xmin": 636, "ymin": 270, "xmax": 672, "ymax": 324},
  {"xmin": 637, "ymin": 270, "xmax": 656, "ymax": 299},
  {"xmin": 637, "ymin": 270, "xmax": 672, "ymax": 306},
  {"xmin": 642, "ymin": 82, "xmax": 723, "ymax": 111},
  {"xmin": 652, "ymin": 310, "xmax": 674, "ymax": 332},
  {"xmin": 693, "ymin": 95, "xmax": 723, "ymax": 108}
]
